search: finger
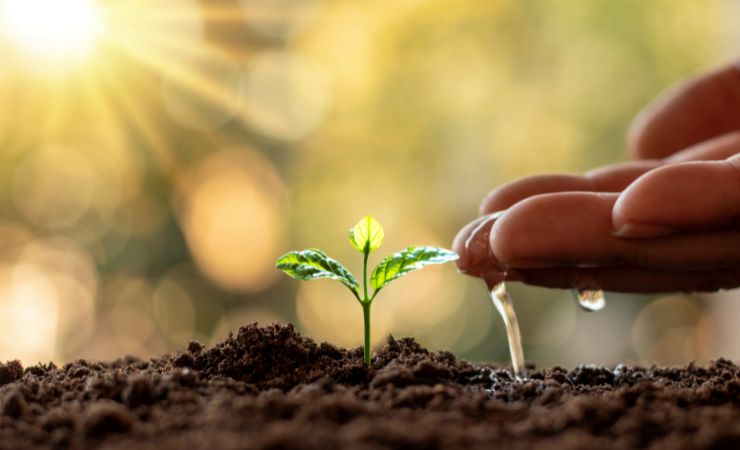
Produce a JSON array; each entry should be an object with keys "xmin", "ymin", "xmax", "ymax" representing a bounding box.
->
[
  {"xmin": 666, "ymin": 130, "xmax": 740, "ymax": 163},
  {"xmin": 490, "ymin": 192, "xmax": 740, "ymax": 270},
  {"xmin": 583, "ymin": 160, "xmax": 662, "ymax": 191},
  {"xmin": 516, "ymin": 265, "xmax": 740, "ymax": 293},
  {"xmin": 453, "ymin": 214, "xmax": 523, "ymax": 285},
  {"xmin": 453, "ymin": 215, "xmax": 492, "ymax": 275},
  {"xmin": 479, "ymin": 174, "xmax": 594, "ymax": 215},
  {"xmin": 613, "ymin": 153, "xmax": 740, "ymax": 237},
  {"xmin": 479, "ymin": 161, "xmax": 661, "ymax": 215},
  {"xmin": 628, "ymin": 63, "xmax": 740, "ymax": 160}
]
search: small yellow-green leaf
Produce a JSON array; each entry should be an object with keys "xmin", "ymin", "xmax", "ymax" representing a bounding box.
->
[
  {"xmin": 276, "ymin": 249, "xmax": 359, "ymax": 296},
  {"xmin": 348, "ymin": 216, "xmax": 384, "ymax": 253},
  {"xmin": 371, "ymin": 246, "xmax": 458, "ymax": 293}
]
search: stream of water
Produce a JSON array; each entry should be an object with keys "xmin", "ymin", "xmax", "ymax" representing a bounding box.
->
[{"xmin": 488, "ymin": 281, "xmax": 525, "ymax": 379}]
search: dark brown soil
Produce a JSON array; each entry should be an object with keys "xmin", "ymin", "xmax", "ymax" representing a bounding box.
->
[{"xmin": 2, "ymin": 323, "xmax": 740, "ymax": 450}]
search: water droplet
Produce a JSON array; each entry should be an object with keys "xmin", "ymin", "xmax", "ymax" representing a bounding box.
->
[
  {"xmin": 488, "ymin": 281, "xmax": 525, "ymax": 379},
  {"xmin": 572, "ymin": 289, "xmax": 606, "ymax": 312}
]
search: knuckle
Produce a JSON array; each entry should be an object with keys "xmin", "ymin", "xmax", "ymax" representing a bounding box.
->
[{"xmin": 615, "ymin": 245, "xmax": 657, "ymax": 268}]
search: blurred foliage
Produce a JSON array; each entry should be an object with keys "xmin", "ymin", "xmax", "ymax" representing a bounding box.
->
[{"xmin": 0, "ymin": 0, "xmax": 737, "ymax": 366}]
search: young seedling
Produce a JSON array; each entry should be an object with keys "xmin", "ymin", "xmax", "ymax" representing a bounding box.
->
[{"xmin": 276, "ymin": 216, "xmax": 459, "ymax": 367}]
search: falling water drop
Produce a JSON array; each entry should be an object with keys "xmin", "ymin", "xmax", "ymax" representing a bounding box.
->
[
  {"xmin": 573, "ymin": 289, "xmax": 606, "ymax": 312},
  {"xmin": 465, "ymin": 210, "xmax": 525, "ymax": 379},
  {"xmin": 488, "ymin": 281, "xmax": 525, "ymax": 379}
]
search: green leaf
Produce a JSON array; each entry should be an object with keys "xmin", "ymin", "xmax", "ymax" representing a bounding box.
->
[
  {"xmin": 276, "ymin": 249, "xmax": 359, "ymax": 296},
  {"xmin": 348, "ymin": 216, "xmax": 384, "ymax": 253},
  {"xmin": 371, "ymin": 246, "xmax": 459, "ymax": 293}
]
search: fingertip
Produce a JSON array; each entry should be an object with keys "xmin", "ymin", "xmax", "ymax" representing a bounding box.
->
[
  {"xmin": 612, "ymin": 163, "xmax": 686, "ymax": 232},
  {"xmin": 453, "ymin": 213, "xmax": 504, "ymax": 276},
  {"xmin": 452, "ymin": 217, "xmax": 487, "ymax": 273},
  {"xmin": 489, "ymin": 206, "xmax": 533, "ymax": 267},
  {"xmin": 613, "ymin": 159, "xmax": 740, "ymax": 234},
  {"xmin": 479, "ymin": 174, "xmax": 593, "ymax": 215},
  {"xmin": 454, "ymin": 214, "xmax": 524, "ymax": 286},
  {"xmin": 488, "ymin": 194, "xmax": 561, "ymax": 266}
]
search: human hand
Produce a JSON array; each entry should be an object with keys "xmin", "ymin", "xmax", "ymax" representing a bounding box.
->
[{"xmin": 454, "ymin": 63, "xmax": 740, "ymax": 293}]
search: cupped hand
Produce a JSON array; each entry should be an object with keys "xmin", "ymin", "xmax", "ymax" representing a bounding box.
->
[{"xmin": 454, "ymin": 63, "xmax": 740, "ymax": 293}]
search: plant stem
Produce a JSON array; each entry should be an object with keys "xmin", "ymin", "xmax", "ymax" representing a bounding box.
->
[
  {"xmin": 362, "ymin": 248, "xmax": 369, "ymax": 301},
  {"xmin": 362, "ymin": 246, "xmax": 371, "ymax": 366},
  {"xmin": 362, "ymin": 301, "xmax": 371, "ymax": 367}
]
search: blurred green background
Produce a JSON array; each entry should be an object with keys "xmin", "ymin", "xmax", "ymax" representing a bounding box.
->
[{"xmin": 0, "ymin": 0, "xmax": 737, "ymax": 367}]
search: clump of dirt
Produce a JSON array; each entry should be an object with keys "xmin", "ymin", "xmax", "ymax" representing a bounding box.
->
[
  {"xmin": 0, "ymin": 360, "xmax": 22, "ymax": 386},
  {"xmin": 1, "ymin": 323, "xmax": 740, "ymax": 449}
]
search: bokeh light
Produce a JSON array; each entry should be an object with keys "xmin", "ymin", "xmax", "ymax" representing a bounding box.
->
[
  {"xmin": 0, "ymin": 0, "xmax": 737, "ymax": 367},
  {"xmin": 631, "ymin": 295, "xmax": 707, "ymax": 365},
  {"xmin": 239, "ymin": 0, "xmax": 323, "ymax": 39},
  {"xmin": 12, "ymin": 145, "xmax": 96, "ymax": 229},
  {"xmin": 177, "ymin": 149, "xmax": 285, "ymax": 293},
  {"xmin": 240, "ymin": 51, "xmax": 332, "ymax": 141},
  {"xmin": 0, "ymin": 265, "xmax": 59, "ymax": 363},
  {"xmin": 153, "ymin": 278, "xmax": 196, "ymax": 348},
  {"xmin": 0, "ymin": 230, "xmax": 98, "ymax": 363},
  {"xmin": 106, "ymin": 276, "xmax": 158, "ymax": 354}
]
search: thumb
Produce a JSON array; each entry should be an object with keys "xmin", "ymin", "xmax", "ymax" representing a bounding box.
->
[{"xmin": 613, "ymin": 152, "xmax": 740, "ymax": 238}]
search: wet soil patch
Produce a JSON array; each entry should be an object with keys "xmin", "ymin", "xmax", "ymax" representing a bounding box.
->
[{"xmin": 2, "ymin": 323, "xmax": 740, "ymax": 449}]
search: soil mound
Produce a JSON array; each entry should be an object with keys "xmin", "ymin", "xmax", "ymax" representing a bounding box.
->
[{"xmin": 1, "ymin": 323, "xmax": 739, "ymax": 449}]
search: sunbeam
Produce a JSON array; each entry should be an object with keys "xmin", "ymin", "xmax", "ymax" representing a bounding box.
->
[{"xmin": 1, "ymin": 0, "xmax": 103, "ymax": 62}]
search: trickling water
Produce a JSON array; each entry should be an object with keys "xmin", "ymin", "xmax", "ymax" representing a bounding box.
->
[
  {"xmin": 573, "ymin": 289, "xmax": 606, "ymax": 312},
  {"xmin": 488, "ymin": 281, "xmax": 525, "ymax": 379},
  {"xmin": 463, "ymin": 212, "xmax": 525, "ymax": 380}
]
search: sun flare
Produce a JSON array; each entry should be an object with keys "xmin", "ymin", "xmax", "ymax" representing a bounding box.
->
[{"xmin": 0, "ymin": 0, "xmax": 103, "ymax": 61}]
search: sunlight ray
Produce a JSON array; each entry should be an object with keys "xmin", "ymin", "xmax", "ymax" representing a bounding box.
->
[
  {"xmin": 107, "ymin": 39, "xmax": 242, "ymax": 125},
  {"xmin": 94, "ymin": 63, "xmax": 177, "ymax": 176}
]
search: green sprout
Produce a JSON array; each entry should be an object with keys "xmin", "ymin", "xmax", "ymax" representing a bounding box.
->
[{"xmin": 276, "ymin": 216, "xmax": 459, "ymax": 367}]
